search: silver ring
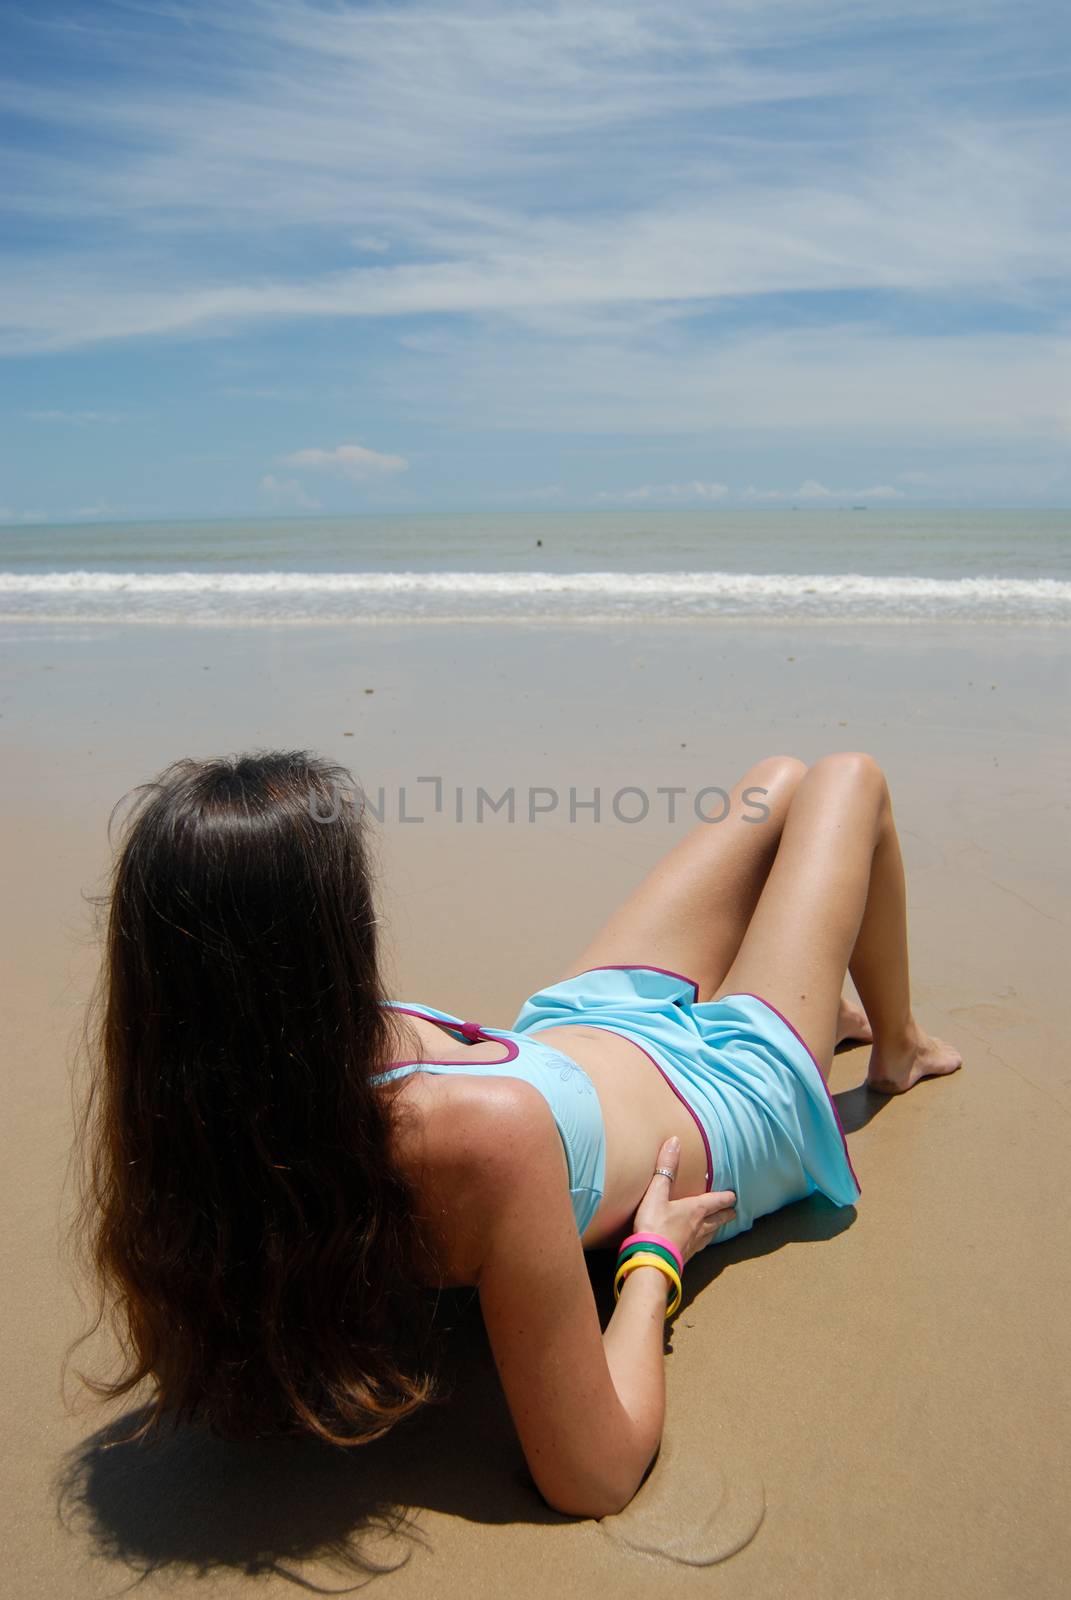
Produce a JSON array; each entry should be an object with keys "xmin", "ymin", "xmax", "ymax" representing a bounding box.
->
[{"xmin": 653, "ymin": 1167, "xmax": 676, "ymax": 1180}]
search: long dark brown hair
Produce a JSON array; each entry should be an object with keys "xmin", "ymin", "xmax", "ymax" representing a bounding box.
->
[{"xmin": 67, "ymin": 750, "xmax": 445, "ymax": 1446}]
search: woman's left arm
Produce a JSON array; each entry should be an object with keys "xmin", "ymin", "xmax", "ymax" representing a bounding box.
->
[{"xmin": 468, "ymin": 1079, "xmax": 666, "ymax": 1519}]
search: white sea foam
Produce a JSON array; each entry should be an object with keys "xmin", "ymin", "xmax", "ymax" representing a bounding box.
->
[{"xmin": 0, "ymin": 568, "xmax": 1068, "ymax": 621}]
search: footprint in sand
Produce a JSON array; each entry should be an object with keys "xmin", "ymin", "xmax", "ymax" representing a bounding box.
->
[
  {"xmin": 598, "ymin": 1432, "xmax": 765, "ymax": 1566},
  {"xmin": 949, "ymin": 1002, "xmax": 1025, "ymax": 1034}
]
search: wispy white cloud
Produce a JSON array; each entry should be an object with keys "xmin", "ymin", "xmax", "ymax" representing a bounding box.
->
[
  {"xmin": 0, "ymin": 507, "xmax": 47, "ymax": 523},
  {"xmin": 592, "ymin": 478, "xmax": 901, "ymax": 503},
  {"xmin": 740, "ymin": 480, "xmax": 902, "ymax": 501},
  {"xmin": 281, "ymin": 443, "xmax": 408, "ymax": 482},
  {"xmin": 493, "ymin": 485, "xmax": 567, "ymax": 503},
  {"xmin": 375, "ymin": 322, "xmax": 1071, "ymax": 441},
  {"xmin": 259, "ymin": 473, "xmax": 322, "ymax": 510},
  {"xmin": 0, "ymin": 2, "xmax": 1066, "ymax": 354},
  {"xmin": 595, "ymin": 481, "xmax": 730, "ymax": 503},
  {"xmin": 24, "ymin": 409, "xmax": 125, "ymax": 424},
  {"xmin": 3, "ymin": 130, "xmax": 1066, "ymax": 355},
  {"xmin": 1, "ymin": 1, "xmax": 1067, "ymax": 508}
]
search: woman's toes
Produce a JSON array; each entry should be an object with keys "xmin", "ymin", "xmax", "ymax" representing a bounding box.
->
[
  {"xmin": 866, "ymin": 1032, "xmax": 963, "ymax": 1093},
  {"xmin": 922, "ymin": 1035, "xmax": 963, "ymax": 1077}
]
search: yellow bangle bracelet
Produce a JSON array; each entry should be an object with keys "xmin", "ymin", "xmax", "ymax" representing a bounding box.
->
[
  {"xmin": 614, "ymin": 1250, "xmax": 682, "ymax": 1318},
  {"xmin": 615, "ymin": 1252, "xmax": 682, "ymax": 1317}
]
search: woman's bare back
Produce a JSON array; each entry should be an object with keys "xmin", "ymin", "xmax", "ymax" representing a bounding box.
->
[{"xmin": 386, "ymin": 1013, "xmax": 714, "ymax": 1273}]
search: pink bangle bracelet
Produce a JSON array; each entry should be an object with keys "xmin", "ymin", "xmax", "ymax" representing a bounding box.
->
[{"xmin": 617, "ymin": 1231, "xmax": 684, "ymax": 1277}]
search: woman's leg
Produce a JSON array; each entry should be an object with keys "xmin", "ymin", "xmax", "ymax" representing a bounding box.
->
[
  {"xmin": 556, "ymin": 753, "xmax": 869, "ymax": 1042},
  {"xmin": 712, "ymin": 752, "xmax": 962, "ymax": 1089},
  {"xmin": 557, "ymin": 754, "xmax": 804, "ymax": 997}
]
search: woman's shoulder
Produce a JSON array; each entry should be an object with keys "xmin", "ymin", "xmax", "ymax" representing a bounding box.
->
[{"xmin": 389, "ymin": 1073, "xmax": 559, "ymax": 1288}]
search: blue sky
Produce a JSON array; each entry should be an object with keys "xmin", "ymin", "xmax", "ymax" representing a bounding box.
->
[{"xmin": 1, "ymin": 0, "xmax": 1068, "ymax": 523}]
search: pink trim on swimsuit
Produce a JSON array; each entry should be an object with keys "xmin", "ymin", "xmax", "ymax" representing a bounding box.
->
[
  {"xmin": 385, "ymin": 1005, "xmax": 520, "ymax": 1068},
  {"xmin": 535, "ymin": 966, "xmax": 711, "ymax": 1187},
  {"xmin": 557, "ymin": 1021, "xmax": 715, "ymax": 1193},
  {"xmin": 570, "ymin": 963, "xmax": 702, "ymax": 1002},
  {"xmin": 733, "ymin": 991, "xmax": 861, "ymax": 1195}
]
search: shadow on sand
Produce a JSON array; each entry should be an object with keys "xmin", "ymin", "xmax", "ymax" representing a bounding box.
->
[
  {"xmin": 57, "ymin": 1190, "xmax": 859, "ymax": 1592},
  {"xmin": 57, "ymin": 1286, "xmax": 542, "ymax": 1594},
  {"xmin": 833, "ymin": 1077, "xmax": 918, "ymax": 1134}
]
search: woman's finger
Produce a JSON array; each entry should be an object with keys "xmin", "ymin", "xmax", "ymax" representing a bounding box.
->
[{"xmin": 652, "ymin": 1135, "xmax": 680, "ymax": 1185}]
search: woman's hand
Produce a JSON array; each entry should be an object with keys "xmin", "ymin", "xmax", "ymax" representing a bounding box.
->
[{"xmin": 631, "ymin": 1136, "xmax": 737, "ymax": 1266}]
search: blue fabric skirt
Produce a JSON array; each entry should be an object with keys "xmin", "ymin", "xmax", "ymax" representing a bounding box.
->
[{"xmin": 512, "ymin": 965, "xmax": 860, "ymax": 1247}]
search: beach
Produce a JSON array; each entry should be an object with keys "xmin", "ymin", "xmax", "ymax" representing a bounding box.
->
[
  {"xmin": 6, "ymin": 0, "xmax": 1071, "ymax": 1585},
  {"xmin": 2, "ymin": 610, "xmax": 1068, "ymax": 1597}
]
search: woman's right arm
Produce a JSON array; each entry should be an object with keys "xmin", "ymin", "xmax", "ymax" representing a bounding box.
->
[
  {"xmin": 471, "ymin": 1085, "xmax": 735, "ymax": 1519},
  {"xmin": 600, "ymin": 1135, "xmax": 737, "ymax": 1448}
]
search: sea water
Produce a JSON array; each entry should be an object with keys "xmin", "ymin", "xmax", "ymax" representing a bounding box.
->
[{"xmin": 1, "ymin": 509, "xmax": 1068, "ymax": 624}]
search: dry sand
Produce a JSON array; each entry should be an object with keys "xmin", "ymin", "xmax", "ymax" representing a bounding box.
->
[{"xmin": 1, "ymin": 618, "xmax": 1068, "ymax": 1598}]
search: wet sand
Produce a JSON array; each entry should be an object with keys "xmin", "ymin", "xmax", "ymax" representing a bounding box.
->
[{"xmin": 2, "ymin": 619, "xmax": 1068, "ymax": 1597}]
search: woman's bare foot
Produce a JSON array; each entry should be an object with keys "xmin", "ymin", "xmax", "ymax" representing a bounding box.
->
[
  {"xmin": 836, "ymin": 996, "xmax": 872, "ymax": 1048},
  {"xmin": 866, "ymin": 1022, "xmax": 963, "ymax": 1094}
]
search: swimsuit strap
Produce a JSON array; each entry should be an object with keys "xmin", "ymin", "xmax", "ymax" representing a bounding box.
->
[{"xmin": 381, "ymin": 1001, "xmax": 519, "ymax": 1067}]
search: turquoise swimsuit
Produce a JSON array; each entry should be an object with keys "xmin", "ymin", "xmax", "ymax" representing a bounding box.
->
[
  {"xmin": 374, "ymin": 966, "xmax": 860, "ymax": 1248},
  {"xmin": 372, "ymin": 1001, "xmax": 607, "ymax": 1234}
]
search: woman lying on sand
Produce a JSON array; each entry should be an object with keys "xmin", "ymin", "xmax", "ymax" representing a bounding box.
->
[{"xmin": 72, "ymin": 750, "xmax": 961, "ymax": 1520}]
